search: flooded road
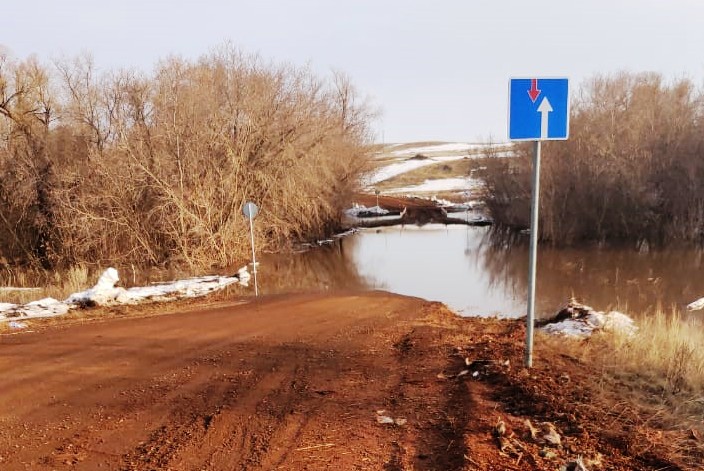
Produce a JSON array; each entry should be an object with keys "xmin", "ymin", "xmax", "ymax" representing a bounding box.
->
[{"xmin": 261, "ymin": 225, "xmax": 704, "ymax": 319}]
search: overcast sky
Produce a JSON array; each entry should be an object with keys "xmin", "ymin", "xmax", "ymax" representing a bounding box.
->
[{"xmin": 5, "ymin": 1, "xmax": 704, "ymax": 143}]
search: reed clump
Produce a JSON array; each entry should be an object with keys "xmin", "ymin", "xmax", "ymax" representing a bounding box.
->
[
  {"xmin": 580, "ymin": 309, "xmax": 704, "ymax": 453},
  {"xmin": 0, "ymin": 265, "xmax": 89, "ymax": 304}
]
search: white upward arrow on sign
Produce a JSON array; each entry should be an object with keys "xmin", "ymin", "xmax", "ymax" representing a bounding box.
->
[{"xmin": 538, "ymin": 97, "xmax": 553, "ymax": 139}]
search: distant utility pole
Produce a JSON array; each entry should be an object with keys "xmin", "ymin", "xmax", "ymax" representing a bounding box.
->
[{"xmin": 508, "ymin": 77, "xmax": 570, "ymax": 368}]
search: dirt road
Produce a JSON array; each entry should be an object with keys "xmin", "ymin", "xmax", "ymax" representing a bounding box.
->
[{"xmin": 0, "ymin": 292, "xmax": 687, "ymax": 470}]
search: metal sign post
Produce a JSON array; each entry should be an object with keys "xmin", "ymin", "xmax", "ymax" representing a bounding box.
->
[
  {"xmin": 509, "ymin": 77, "xmax": 569, "ymax": 367},
  {"xmin": 525, "ymin": 140, "xmax": 541, "ymax": 367},
  {"xmin": 242, "ymin": 202, "xmax": 260, "ymax": 296}
]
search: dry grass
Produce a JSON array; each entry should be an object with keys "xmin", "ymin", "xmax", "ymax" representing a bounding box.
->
[
  {"xmin": 598, "ymin": 311, "xmax": 704, "ymax": 399},
  {"xmin": 576, "ymin": 310, "xmax": 704, "ymax": 439},
  {"xmin": 375, "ymin": 157, "xmax": 488, "ymax": 191},
  {"xmin": 0, "ymin": 265, "xmax": 90, "ymax": 304},
  {"xmin": 539, "ymin": 312, "xmax": 704, "ymax": 467}
]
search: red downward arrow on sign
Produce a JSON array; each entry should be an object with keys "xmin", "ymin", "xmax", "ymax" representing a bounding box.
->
[{"xmin": 528, "ymin": 79, "xmax": 541, "ymax": 103}]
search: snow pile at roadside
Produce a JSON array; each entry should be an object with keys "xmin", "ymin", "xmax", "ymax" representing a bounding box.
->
[
  {"xmin": 65, "ymin": 268, "xmax": 124, "ymax": 306},
  {"xmin": 1, "ymin": 267, "xmax": 250, "ymax": 325},
  {"xmin": 540, "ymin": 300, "xmax": 637, "ymax": 338},
  {"xmin": 687, "ymin": 296, "xmax": 704, "ymax": 311}
]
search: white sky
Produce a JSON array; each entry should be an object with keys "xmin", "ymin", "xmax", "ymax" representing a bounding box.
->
[{"xmin": 5, "ymin": 1, "xmax": 704, "ymax": 143}]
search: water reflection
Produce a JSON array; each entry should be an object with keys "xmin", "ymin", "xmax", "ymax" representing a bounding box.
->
[
  {"xmin": 237, "ymin": 224, "xmax": 704, "ymax": 319},
  {"xmin": 340, "ymin": 225, "xmax": 704, "ymax": 318},
  {"xmin": 341, "ymin": 225, "xmax": 522, "ymax": 317},
  {"xmin": 257, "ymin": 243, "xmax": 365, "ymax": 295}
]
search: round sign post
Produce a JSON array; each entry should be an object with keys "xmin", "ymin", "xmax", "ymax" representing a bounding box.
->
[
  {"xmin": 375, "ymin": 188, "xmax": 380, "ymax": 208},
  {"xmin": 242, "ymin": 202, "xmax": 259, "ymax": 296}
]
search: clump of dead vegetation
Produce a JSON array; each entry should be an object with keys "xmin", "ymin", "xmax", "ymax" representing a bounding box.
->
[
  {"xmin": 485, "ymin": 72, "xmax": 704, "ymax": 246},
  {"xmin": 0, "ymin": 45, "xmax": 374, "ymax": 269},
  {"xmin": 541, "ymin": 310, "xmax": 704, "ymax": 469}
]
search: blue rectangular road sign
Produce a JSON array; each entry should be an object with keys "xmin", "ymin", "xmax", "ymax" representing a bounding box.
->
[{"xmin": 509, "ymin": 78, "xmax": 569, "ymax": 141}]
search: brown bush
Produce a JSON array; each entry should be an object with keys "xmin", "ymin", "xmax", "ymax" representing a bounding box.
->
[
  {"xmin": 0, "ymin": 46, "xmax": 375, "ymax": 268},
  {"xmin": 485, "ymin": 72, "xmax": 704, "ymax": 246}
]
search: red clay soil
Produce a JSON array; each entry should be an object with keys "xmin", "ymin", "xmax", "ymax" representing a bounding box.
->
[{"xmin": 0, "ymin": 292, "xmax": 692, "ymax": 470}]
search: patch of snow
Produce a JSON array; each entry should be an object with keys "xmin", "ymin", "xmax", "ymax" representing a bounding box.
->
[
  {"xmin": 386, "ymin": 177, "xmax": 483, "ymax": 194},
  {"xmin": 364, "ymin": 159, "xmax": 444, "ymax": 186},
  {"xmin": 687, "ymin": 297, "xmax": 704, "ymax": 311},
  {"xmin": 114, "ymin": 275, "xmax": 241, "ymax": 305},
  {"xmin": 19, "ymin": 298, "xmax": 70, "ymax": 318},
  {"xmin": 1, "ymin": 267, "xmax": 251, "ymax": 324},
  {"xmin": 366, "ymin": 143, "xmax": 513, "ymax": 187},
  {"xmin": 345, "ymin": 204, "xmax": 390, "ymax": 217},
  {"xmin": 489, "ymin": 150, "xmax": 515, "ymax": 158},
  {"xmin": 1, "ymin": 298, "xmax": 68, "ymax": 321},
  {"xmin": 542, "ymin": 310, "xmax": 637, "ymax": 338},
  {"xmin": 236, "ymin": 266, "xmax": 251, "ymax": 286},
  {"xmin": 7, "ymin": 320, "xmax": 28, "ymax": 330},
  {"xmin": 66, "ymin": 267, "xmax": 126, "ymax": 306},
  {"xmin": 0, "ymin": 302, "xmax": 18, "ymax": 313}
]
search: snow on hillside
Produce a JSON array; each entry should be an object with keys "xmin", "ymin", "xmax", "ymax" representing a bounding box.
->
[
  {"xmin": 366, "ymin": 141, "xmax": 512, "ymax": 187},
  {"xmin": 365, "ymin": 155, "xmax": 468, "ymax": 186},
  {"xmin": 387, "ymin": 177, "xmax": 484, "ymax": 194}
]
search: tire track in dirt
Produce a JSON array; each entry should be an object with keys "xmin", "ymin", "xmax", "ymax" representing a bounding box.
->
[{"xmin": 2, "ymin": 292, "xmax": 447, "ymax": 470}]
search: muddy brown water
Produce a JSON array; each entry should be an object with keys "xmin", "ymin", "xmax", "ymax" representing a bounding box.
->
[
  {"xmin": 4, "ymin": 223, "xmax": 702, "ymax": 320},
  {"xmin": 259, "ymin": 224, "xmax": 704, "ymax": 319}
]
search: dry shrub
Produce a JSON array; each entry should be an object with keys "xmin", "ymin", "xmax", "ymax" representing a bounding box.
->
[
  {"xmin": 589, "ymin": 310, "xmax": 704, "ymax": 425},
  {"xmin": 485, "ymin": 72, "xmax": 704, "ymax": 246},
  {"xmin": 0, "ymin": 46, "xmax": 375, "ymax": 269}
]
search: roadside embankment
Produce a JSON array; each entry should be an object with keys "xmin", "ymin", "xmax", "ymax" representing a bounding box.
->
[{"xmin": 0, "ymin": 291, "xmax": 694, "ymax": 470}]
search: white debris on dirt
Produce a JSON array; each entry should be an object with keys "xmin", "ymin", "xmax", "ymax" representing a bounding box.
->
[
  {"xmin": 7, "ymin": 320, "xmax": 28, "ymax": 329},
  {"xmin": 541, "ymin": 300, "xmax": 637, "ymax": 338},
  {"xmin": 375, "ymin": 410, "xmax": 407, "ymax": 426},
  {"xmin": 687, "ymin": 297, "xmax": 704, "ymax": 311},
  {"xmin": 375, "ymin": 415, "xmax": 395, "ymax": 425},
  {"xmin": 386, "ymin": 177, "xmax": 484, "ymax": 194},
  {"xmin": 1, "ymin": 267, "xmax": 250, "ymax": 326}
]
